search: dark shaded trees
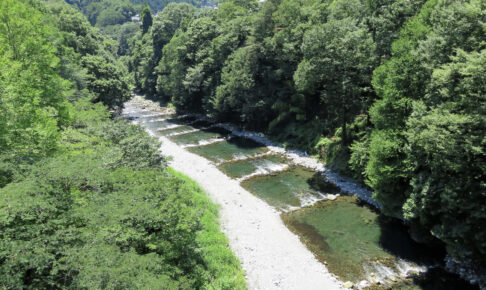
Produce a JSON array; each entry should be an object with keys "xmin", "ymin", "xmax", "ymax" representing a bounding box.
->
[
  {"xmin": 141, "ymin": 3, "xmax": 153, "ymax": 34},
  {"xmin": 358, "ymin": 0, "xmax": 486, "ymax": 262},
  {"xmin": 295, "ymin": 17, "xmax": 376, "ymax": 144},
  {"xmin": 131, "ymin": 3, "xmax": 196, "ymax": 95}
]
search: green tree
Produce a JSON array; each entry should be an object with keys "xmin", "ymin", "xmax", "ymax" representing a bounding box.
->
[
  {"xmin": 131, "ymin": 3, "xmax": 195, "ymax": 96},
  {"xmin": 212, "ymin": 45, "xmax": 271, "ymax": 127},
  {"xmin": 361, "ymin": 0, "xmax": 486, "ymax": 264},
  {"xmin": 364, "ymin": 0, "xmax": 440, "ymax": 215},
  {"xmin": 0, "ymin": 2, "xmax": 246, "ymax": 288},
  {"xmin": 0, "ymin": 0, "xmax": 69, "ymax": 159},
  {"xmin": 141, "ymin": 3, "xmax": 153, "ymax": 34},
  {"xmin": 82, "ymin": 54, "xmax": 132, "ymax": 110},
  {"xmin": 157, "ymin": 15, "xmax": 219, "ymax": 110},
  {"xmin": 403, "ymin": 49, "xmax": 486, "ymax": 262},
  {"xmin": 131, "ymin": 32, "xmax": 155, "ymax": 93},
  {"xmin": 152, "ymin": 3, "xmax": 196, "ymax": 65},
  {"xmin": 295, "ymin": 18, "xmax": 376, "ymax": 144}
]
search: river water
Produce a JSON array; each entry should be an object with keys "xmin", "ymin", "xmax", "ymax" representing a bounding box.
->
[{"xmin": 122, "ymin": 100, "xmax": 477, "ymax": 290}]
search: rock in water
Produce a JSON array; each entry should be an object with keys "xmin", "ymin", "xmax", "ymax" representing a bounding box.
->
[
  {"xmin": 327, "ymin": 194, "xmax": 339, "ymax": 201},
  {"xmin": 343, "ymin": 281, "xmax": 354, "ymax": 288}
]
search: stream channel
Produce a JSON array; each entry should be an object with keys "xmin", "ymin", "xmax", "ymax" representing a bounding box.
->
[{"xmin": 122, "ymin": 100, "xmax": 477, "ymax": 290}]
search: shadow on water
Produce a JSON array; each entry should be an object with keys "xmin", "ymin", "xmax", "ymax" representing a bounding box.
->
[
  {"xmin": 307, "ymin": 172, "xmax": 341, "ymax": 195},
  {"xmin": 376, "ymin": 214, "xmax": 444, "ymax": 266},
  {"xmin": 284, "ymin": 218, "xmax": 331, "ymax": 252},
  {"xmin": 189, "ymin": 119, "xmax": 214, "ymax": 128},
  {"xmin": 373, "ymin": 212, "xmax": 479, "ymax": 289},
  {"xmin": 392, "ymin": 267, "xmax": 480, "ymax": 290},
  {"xmin": 226, "ymin": 136, "xmax": 264, "ymax": 149},
  {"xmin": 404, "ymin": 268, "xmax": 479, "ymax": 290},
  {"xmin": 202, "ymin": 126, "xmax": 231, "ymax": 136}
]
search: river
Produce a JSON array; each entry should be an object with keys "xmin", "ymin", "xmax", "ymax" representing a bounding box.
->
[{"xmin": 122, "ymin": 96, "xmax": 478, "ymax": 290}]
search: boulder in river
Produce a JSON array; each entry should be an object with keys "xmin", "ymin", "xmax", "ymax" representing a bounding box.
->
[{"xmin": 327, "ymin": 194, "xmax": 340, "ymax": 201}]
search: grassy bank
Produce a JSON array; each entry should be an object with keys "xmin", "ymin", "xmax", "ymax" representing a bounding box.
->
[{"xmin": 168, "ymin": 168, "xmax": 247, "ymax": 289}]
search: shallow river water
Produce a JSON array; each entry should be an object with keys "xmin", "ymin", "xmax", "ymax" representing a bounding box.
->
[{"xmin": 123, "ymin": 101, "xmax": 477, "ymax": 290}]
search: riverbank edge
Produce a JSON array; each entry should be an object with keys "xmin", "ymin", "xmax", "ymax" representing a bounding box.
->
[{"xmin": 167, "ymin": 168, "xmax": 247, "ymax": 289}]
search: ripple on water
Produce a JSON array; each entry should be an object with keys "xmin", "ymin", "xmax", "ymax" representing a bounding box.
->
[
  {"xmin": 168, "ymin": 127, "xmax": 231, "ymax": 146},
  {"xmin": 187, "ymin": 136, "xmax": 268, "ymax": 163},
  {"xmin": 218, "ymin": 154, "xmax": 289, "ymax": 179},
  {"xmin": 155, "ymin": 125, "xmax": 194, "ymax": 137},
  {"xmin": 137, "ymin": 115, "xmax": 173, "ymax": 123},
  {"xmin": 240, "ymin": 166, "xmax": 340, "ymax": 211},
  {"xmin": 141, "ymin": 119, "xmax": 173, "ymax": 131}
]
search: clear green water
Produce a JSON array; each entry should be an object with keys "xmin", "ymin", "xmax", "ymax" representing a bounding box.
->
[
  {"xmin": 143, "ymin": 116, "xmax": 202, "ymax": 131},
  {"xmin": 218, "ymin": 155, "xmax": 289, "ymax": 179},
  {"xmin": 189, "ymin": 119, "xmax": 214, "ymax": 128},
  {"xmin": 169, "ymin": 115, "xmax": 197, "ymax": 124},
  {"xmin": 143, "ymin": 120, "xmax": 173, "ymax": 130},
  {"xmin": 240, "ymin": 166, "xmax": 340, "ymax": 210},
  {"xmin": 187, "ymin": 136, "xmax": 268, "ymax": 163},
  {"xmin": 138, "ymin": 114, "xmax": 173, "ymax": 123},
  {"xmin": 168, "ymin": 127, "xmax": 229, "ymax": 146},
  {"xmin": 282, "ymin": 196, "xmax": 394, "ymax": 282},
  {"xmin": 281, "ymin": 196, "xmax": 476, "ymax": 289},
  {"xmin": 155, "ymin": 125, "xmax": 193, "ymax": 136}
]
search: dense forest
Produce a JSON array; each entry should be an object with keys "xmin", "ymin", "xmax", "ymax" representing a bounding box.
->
[
  {"xmin": 0, "ymin": 0, "xmax": 244, "ymax": 288},
  {"xmin": 128, "ymin": 0, "xmax": 486, "ymax": 273},
  {"xmin": 65, "ymin": 0, "xmax": 212, "ymax": 27},
  {"xmin": 1, "ymin": 0, "xmax": 485, "ymax": 287}
]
